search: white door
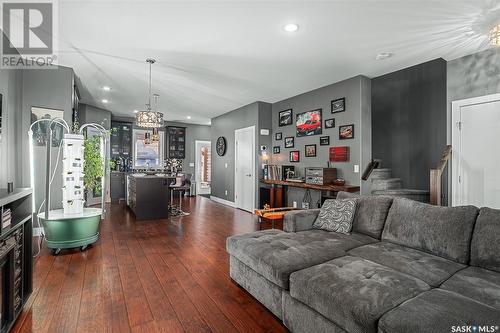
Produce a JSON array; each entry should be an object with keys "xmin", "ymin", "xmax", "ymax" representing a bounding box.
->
[
  {"xmin": 235, "ymin": 126, "xmax": 255, "ymax": 212},
  {"xmin": 452, "ymin": 93, "xmax": 500, "ymax": 208},
  {"xmin": 195, "ymin": 140, "xmax": 211, "ymax": 195}
]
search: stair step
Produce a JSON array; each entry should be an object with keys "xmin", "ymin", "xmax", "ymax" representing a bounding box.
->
[
  {"xmin": 372, "ymin": 189, "xmax": 430, "ymax": 203},
  {"xmin": 371, "ymin": 178, "xmax": 403, "ymax": 191},
  {"xmin": 370, "ymin": 168, "xmax": 392, "ymax": 180}
]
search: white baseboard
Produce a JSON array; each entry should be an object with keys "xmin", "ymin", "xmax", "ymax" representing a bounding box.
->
[{"xmin": 210, "ymin": 196, "xmax": 236, "ymax": 208}]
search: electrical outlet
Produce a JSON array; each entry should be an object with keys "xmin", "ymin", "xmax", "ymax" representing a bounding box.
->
[
  {"xmin": 225, "ymin": 190, "xmax": 228, "ymax": 196},
  {"xmin": 354, "ymin": 164, "xmax": 360, "ymax": 173},
  {"xmin": 225, "ymin": 163, "xmax": 228, "ymax": 168}
]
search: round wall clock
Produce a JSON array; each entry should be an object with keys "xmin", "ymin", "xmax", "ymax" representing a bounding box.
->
[{"xmin": 216, "ymin": 136, "xmax": 227, "ymax": 156}]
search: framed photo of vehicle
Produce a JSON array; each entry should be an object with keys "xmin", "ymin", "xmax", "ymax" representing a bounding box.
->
[
  {"xmin": 324, "ymin": 118, "xmax": 335, "ymax": 129},
  {"xmin": 331, "ymin": 97, "xmax": 345, "ymax": 114},
  {"xmin": 296, "ymin": 109, "xmax": 322, "ymax": 137},
  {"xmin": 339, "ymin": 124, "xmax": 354, "ymax": 140},
  {"xmin": 279, "ymin": 109, "xmax": 293, "ymax": 126},
  {"xmin": 284, "ymin": 136, "xmax": 294, "ymax": 148}
]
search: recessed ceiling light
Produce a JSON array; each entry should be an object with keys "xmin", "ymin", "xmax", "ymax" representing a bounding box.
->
[
  {"xmin": 187, "ymin": 116, "xmax": 192, "ymax": 119},
  {"xmin": 375, "ymin": 52, "xmax": 394, "ymax": 60},
  {"xmin": 102, "ymin": 99, "xmax": 108, "ymax": 103},
  {"xmin": 102, "ymin": 86, "xmax": 111, "ymax": 91},
  {"xmin": 133, "ymin": 109, "xmax": 138, "ymax": 113},
  {"xmin": 283, "ymin": 23, "xmax": 299, "ymax": 32}
]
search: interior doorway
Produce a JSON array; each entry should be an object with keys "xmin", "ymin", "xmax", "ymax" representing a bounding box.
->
[
  {"xmin": 234, "ymin": 126, "xmax": 255, "ymax": 212},
  {"xmin": 195, "ymin": 140, "xmax": 211, "ymax": 195},
  {"xmin": 452, "ymin": 92, "xmax": 500, "ymax": 208}
]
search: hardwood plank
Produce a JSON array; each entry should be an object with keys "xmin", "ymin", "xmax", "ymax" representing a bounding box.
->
[{"xmin": 12, "ymin": 197, "xmax": 286, "ymax": 333}]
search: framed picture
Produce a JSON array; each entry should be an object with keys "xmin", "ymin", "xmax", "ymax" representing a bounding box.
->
[
  {"xmin": 279, "ymin": 109, "xmax": 293, "ymax": 126},
  {"xmin": 31, "ymin": 107, "xmax": 65, "ymax": 147},
  {"xmin": 305, "ymin": 144, "xmax": 317, "ymax": 157},
  {"xmin": 339, "ymin": 124, "xmax": 354, "ymax": 140},
  {"xmin": 289, "ymin": 150, "xmax": 300, "ymax": 162},
  {"xmin": 273, "ymin": 146, "xmax": 280, "ymax": 154},
  {"xmin": 296, "ymin": 109, "xmax": 322, "ymax": 137},
  {"xmin": 329, "ymin": 146, "xmax": 349, "ymax": 162},
  {"xmin": 325, "ymin": 118, "xmax": 335, "ymax": 129},
  {"xmin": 275, "ymin": 132, "xmax": 282, "ymax": 140},
  {"xmin": 284, "ymin": 136, "xmax": 294, "ymax": 148},
  {"xmin": 320, "ymin": 136, "xmax": 330, "ymax": 146},
  {"xmin": 331, "ymin": 97, "xmax": 345, "ymax": 114}
]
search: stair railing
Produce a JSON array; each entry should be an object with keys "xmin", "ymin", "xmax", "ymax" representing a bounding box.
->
[{"xmin": 430, "ymin": 145, "xmax": 452, "ymax": 206}]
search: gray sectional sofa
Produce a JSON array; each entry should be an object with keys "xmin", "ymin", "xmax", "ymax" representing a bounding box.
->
[{"xmin": 226, "ymin": 192, "xmax": 500, "ymax": 333}]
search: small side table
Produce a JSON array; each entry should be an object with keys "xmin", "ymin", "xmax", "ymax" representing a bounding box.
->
[{"xmin": 254, "ymin": 207, "xmax": 302, "ymax": 229}]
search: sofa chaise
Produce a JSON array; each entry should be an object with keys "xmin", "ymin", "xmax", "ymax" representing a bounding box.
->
[{"xmin": 226, "ymin": 192, "xmax": 500, "ymax": 333}]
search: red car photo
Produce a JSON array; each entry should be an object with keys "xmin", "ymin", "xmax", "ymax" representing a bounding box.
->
[{"xmin": 296, "ymin": 109, "xmax": 322, "ymax": 137}]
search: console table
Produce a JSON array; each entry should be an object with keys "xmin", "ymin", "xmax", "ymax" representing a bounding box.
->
[
  {"xmin": 261, "ymin": 179, "xmax": 360, "ymax": 208},
  {"xmin": 0, "ymin": 188, "xmax": 33, "ymax": 333}
]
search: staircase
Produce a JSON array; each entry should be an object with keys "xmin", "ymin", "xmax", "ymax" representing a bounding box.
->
[{"xmin": 370, "ymin": 168, "xmax": 430, "ymax": 203}]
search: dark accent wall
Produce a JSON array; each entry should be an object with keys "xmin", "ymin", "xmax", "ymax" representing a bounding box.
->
[
  {"xmin": 210, "ymin": 101, "xmax": 272, "ymax": 206},
  {"xmin": 372, "ymin": 58, "xmax": 447, "ymax": 191},
  {"xmin": 271, "ymin": 75, "xmax": 372, "ymax": 205}
]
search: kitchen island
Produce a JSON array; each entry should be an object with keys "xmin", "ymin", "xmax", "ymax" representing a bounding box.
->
[{"xmin": 127, "ymin": 174, "xmax": 176, "ymax": 220}]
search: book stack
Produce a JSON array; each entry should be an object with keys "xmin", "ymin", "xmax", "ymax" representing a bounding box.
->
[
  {"xmin": 2, "ymin": 208, "xmax": 12, "ymax": 229},
  {"xmin": 263, "ymin": 165, "xmax": 282, "ymax": 181}
]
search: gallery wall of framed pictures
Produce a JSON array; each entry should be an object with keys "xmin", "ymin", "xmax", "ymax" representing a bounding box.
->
[{"xmin": 271, "ymin": 95, "xmax": 355, "ymax": 165}]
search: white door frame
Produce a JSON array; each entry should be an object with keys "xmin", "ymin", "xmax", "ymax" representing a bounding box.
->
[
  {"xmin": 234, "ymin": 125, "xmax": 256, "ymax": 211},
  {"xmin": 451, "ymin": 92, "xmax": 500, "ymax": 206},
  {"xmin": 195, "ymin": 140, "xmax": 211, "ymax": 195}
]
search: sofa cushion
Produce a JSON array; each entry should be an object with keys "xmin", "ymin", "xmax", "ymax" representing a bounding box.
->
[
  {"xmin": 440, "ymin": 266, "xmax": 500, "ymax": 309},
  {"xmin": 382, "ymin": 198, "xmax": 478, "ymax": 264},
  {"xmin": 379, "ymin": 289, "xmax": 500, "ymax": 333},
  {"xmin": 349, "ymin": 242, "xmax": 466, "ymax": 287},
  {"xmin": 470, "ymin": 207, "xmax": 500, "ymax": 272},
  {"xmin": 289, "ymin": 255, "xmax": 430, "ymax": 333},
  {"xmin": 226, "ymin": 230, "xmax": 376, "ymax": 289},
  {"xmin": 313, "ymin": 199, "xmax": 357, "ymax": 234},
  {"xmin": 337, "ymin": 191, "xmax": 393, "ymax": 239}
]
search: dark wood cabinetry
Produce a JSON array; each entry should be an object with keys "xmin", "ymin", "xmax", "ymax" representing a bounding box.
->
[
  {"xmin": 0, "ymin": 189, "xmax": 33, "ymax": 333},
  {"xmin": 167, "ymin": 126, "xmax": 186, "ymax": 159},
  {"xmin": 111, "ymin": 121, "xmax": 132, "ymax": 159}
]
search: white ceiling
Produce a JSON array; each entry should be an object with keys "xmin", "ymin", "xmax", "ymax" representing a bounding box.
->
[{"xmin": 57, "ymin": 0, "xmax": 500, "ymax": 124}]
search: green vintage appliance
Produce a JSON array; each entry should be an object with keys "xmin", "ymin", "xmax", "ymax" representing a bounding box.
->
[{"xmin": 29, "ymin": 118, "xmax": 109, "ymax": 255}]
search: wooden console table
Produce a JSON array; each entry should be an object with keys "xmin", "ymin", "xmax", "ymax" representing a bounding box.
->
[{"xmin": 261, "ymin": 179, "xmax": 360, "ymax": 208}]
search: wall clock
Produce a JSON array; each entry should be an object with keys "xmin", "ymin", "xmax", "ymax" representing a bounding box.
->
[{"xmin": 216, "ymin": 136, "xmax": 227, "ymax": 156}]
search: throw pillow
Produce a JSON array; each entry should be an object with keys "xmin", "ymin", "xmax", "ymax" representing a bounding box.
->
[{"xmin": 313, "ymin": 198, "xmax": 357, "ymax": 234}]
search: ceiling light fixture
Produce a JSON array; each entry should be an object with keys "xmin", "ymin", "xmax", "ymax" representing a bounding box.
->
[
  {"xmin": 136, "ymin": 58, "xmax": 164, "ymax": 129},
  {"xmin": 375, "ymin": 52, "xmax": 394, "ymax": 60},
  {"xmin": 102, "ymin": 99, "xmax": 108, "ymax": 103},
  {"xmin": 489, "ymin": 24, "xmax": 500, "ymax": 46},
  {"xmin": 102, "ymin": 86, "xmax": 111, "ymax": 91},
  {"xmin": 133, "ymin": 109, "xmax": 138, "ymax": 113},
  {"xmin": 187, "ymin": 116, "xmax": 191, "ymax": 119},
  {"xmin": 283, "ymin": 23, "xmax": 299, "ymax": 32}
]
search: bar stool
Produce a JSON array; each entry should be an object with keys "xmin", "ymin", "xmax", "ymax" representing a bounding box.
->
[{"xmin": 169, "ymin": 175, "xmax": 190, "ymax": 216}]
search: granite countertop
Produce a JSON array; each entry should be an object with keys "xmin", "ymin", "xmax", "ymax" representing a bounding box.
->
[{"xmin": 128, "ymin": 173, "xmax": 175, "ymax": 179}]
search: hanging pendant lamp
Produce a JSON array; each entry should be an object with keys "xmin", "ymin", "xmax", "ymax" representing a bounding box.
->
[{"xmin": 136, "ymin": 58, "xmax": 164, "ymax": 128}]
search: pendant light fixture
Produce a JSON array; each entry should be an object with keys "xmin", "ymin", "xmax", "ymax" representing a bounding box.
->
[{"xmin": 136, "ymin": 58, "xmax": 164, "ymax": 128}]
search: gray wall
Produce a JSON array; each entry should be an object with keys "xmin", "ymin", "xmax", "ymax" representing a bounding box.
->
[
  {"xmin": 79, "ymin": 104, "xmax": 112, "ymax": 130},
  {"xmin": 446, "ymin": 47, "xmax": 500, "ymax": 205},
  {"xmin": 211, "ymin": 101, "xmax": 272, "ymax": 206},
  {"xmin": 271, "ymin": 75, "xmax": 372, "ymax": 206},
  {"xmin": 19, "ymin": 66, "xmax": 75, "ymax": 211},
  {"xmin": 0, "ymin": 68, "xmax": 22, "ymax": 188},
  {"xmin": 372, "ymin": 58, "xmax": 447, "ymax": 192}
]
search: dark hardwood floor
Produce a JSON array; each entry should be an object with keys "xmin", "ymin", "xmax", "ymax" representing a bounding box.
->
[{"xmin": 12, "ymin": 196, "xmax": 286, "ymax": 333}]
